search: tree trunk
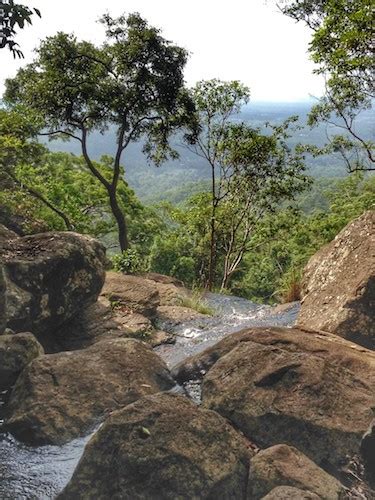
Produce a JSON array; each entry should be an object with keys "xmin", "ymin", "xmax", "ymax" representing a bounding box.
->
[{"xmin": 108, "ymin": 187, "xmax": 129, "ymax": 252}]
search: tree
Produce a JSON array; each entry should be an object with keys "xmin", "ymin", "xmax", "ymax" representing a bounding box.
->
[
  {"xmin": 184, "ymin": 80, "xmax": 250, "ymax": 288},
  {"xmin": 0, "ymin": 1, "xmax": 41, "ymax": 57},
  {"xmin": 278, "ymin": 0, "xmax": 374, "ymax": 172},
  {"xmin": 4, "ymin": 12, "xmax": 195, "ymax": 251},
  {"xmin": 184, "ymin": 79, "xmax": 308, "ymax": 289},
  {"xmin": 0, "ymin": 107, "xmax": 73, "ymax": 230}
]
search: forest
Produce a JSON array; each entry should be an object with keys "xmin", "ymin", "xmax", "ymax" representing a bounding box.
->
[{"xmin": 1, "ymin": 0, "xmax": 374, "ymax": 302}]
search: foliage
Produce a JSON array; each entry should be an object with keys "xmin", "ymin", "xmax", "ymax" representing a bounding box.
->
[
  {"xmin": 181, "ymin": 79, "xmax": 310, "ymax": 289},
  {"xmin": 4, "ymin": 12, "xmax": 195, "ymax": 250},
  {"xmin": 279, "ymin": 0, "xmax": 374, "ymax": 172},
  {"xmin": 0, "ymin": 1, "xmax": 41, "ymax": 57},
  {"xmin": 111, "ymin": 249, "xmax": 146, "ymax": 275},
  {"xmin": 233, "ymin": 174, "xmax": 375, "ymax": 302}
]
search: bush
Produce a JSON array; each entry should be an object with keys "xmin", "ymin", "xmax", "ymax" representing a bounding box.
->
[{"xmin": 111, "ymin": 249, "xmax": 145, "ymax": 274}]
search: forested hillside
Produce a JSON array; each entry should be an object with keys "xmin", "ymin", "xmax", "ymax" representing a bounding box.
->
[{"xmin": 43, "ymin": 102, "xmax": 374, "ymax": 204}]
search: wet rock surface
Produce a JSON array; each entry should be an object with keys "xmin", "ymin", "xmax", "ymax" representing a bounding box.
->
[
  {"xmin": 1, "ymin": 232, "xmax": 106, "ymax": 339},
  {"xmin": 59, "ymin": 392, "xmax": 252, "ymax": 500},
  {"xmin": 249, "ymin": 444, "xmax": 344, "ymax": 499},
  {"xmin": 297, "ymin": 210, "xmax": 375, "ymax": 349},
  {"xmin": 0, "ymin": 332, "xmax": 44, "ymax": 391},
  {"xmin": 4, "ymin": 338, "xmax": 174, "ymax": 445}
]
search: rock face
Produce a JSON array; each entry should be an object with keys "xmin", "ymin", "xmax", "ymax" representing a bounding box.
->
[
  {"xmin": 297, "ymin": 210, "xmax": 375, "ymax": 349},
  {"xmin": 0, "ymin": 332, "xmax": 44, "ymax": 391},
  {"xmin": 59, "ymin": 393, "xmax": 251, "ymax": 500},
  {"xmin": 0, "ymin": 223, "xmax": 18, "ymax": 244},
  {"xmin": 174, "ymin": 327, "xmax": 375, "ymax": 470},
  {"xmin": 361, "ymin": 419, "xmax": 375, "ymax": 481},
  {"xmin": 260, "ymin": 486, "xmax": 320, "ymax": 499},
  {"xmin": 1, "ymin": 232, "xmax": 106, "ymax": 338},
  {"xmin": 5, "ymin": 338, "xmax": 174, "ymax": 445},
  {"xmin": 249, "ymin": 444, "xmax": 344, "ymax": 499},
  {"xmin": 101, "ymin": 272, "xmax": 160, "ymax": 318}
]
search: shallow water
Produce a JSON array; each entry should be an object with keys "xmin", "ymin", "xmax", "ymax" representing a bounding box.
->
[{"xmin": 0, "ymin": 293, "xmax": 299, "ymax": 499}]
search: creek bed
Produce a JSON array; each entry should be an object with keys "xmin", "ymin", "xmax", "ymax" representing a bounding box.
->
[{"xmin": 0, "ymin": 294, "xmax": 299, "ymax": 499}]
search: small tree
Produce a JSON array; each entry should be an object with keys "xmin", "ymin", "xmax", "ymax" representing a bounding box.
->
[
  {"xmin": 5, "ymin": 13, "xmax": 195, "ymax": 251},
  {"xmin": 278, "ymin": 0, "xmax": 374, "ymax": 172}
]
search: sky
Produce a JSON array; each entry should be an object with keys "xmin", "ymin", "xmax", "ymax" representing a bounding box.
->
[{"xmin": 0, "ymin": 0, "xmax": 325, "ymax": 102}]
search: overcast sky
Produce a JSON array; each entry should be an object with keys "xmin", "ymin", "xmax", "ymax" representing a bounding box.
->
[{"xmin": 0, "ymin": 0, "xmax": 325, "ymax": 101}]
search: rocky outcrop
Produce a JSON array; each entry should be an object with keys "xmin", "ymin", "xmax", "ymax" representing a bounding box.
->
[
  {"xmin": 249, "ymin": 444, "xmax": 344, "ymax": 499},
  {"xmin": 143, "ymin": 272, "xmax": 189, "ymax": 306},
  {"xmin": 1, "ymin": 232, "xmax": 106, "ymax": 339},
  {"xmin": 101, "ymin": 272, "xmax": 160, "ymax": 318},
  {"xmin": 297, "ymin": 210, "xmax": 375, "ymax": 349},
  {"xmin": 260, "ymin": 486, "xmax": 320, "ymax": 499},
  {"xmin": 361, "ymin": 419, "xmax": 375, "ymax": 482},
  {"xmin": 58, "ymin": 393, "xmax": 251, "ymax": 500},
  {"xmin": 0, "ymin": 224, "xmax": 18, "ymax": 244},
  {"xmin": 173, "ymin": 326, "xmax": 375, "ymax": 470},
  {"xmin": 0, "ymin": 332, "xmax": 44, "ymax": 391},
  {"xmin": 156, "ymin": 305, "xmax": 206, "ymax": 329},
  {"xmin": 4, "ymin": 338, "xmax": 174, "ymax": 445}
]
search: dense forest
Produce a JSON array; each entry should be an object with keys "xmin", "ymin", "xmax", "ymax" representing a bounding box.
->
[{"xmin": 1, "ymin": 0, "xmax": 374, "ymax": 302}]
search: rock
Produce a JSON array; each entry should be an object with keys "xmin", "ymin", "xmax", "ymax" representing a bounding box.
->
[
  {"xmin": 0, "ymin": 332, "xmax": 44, "ymax": 391},
  {"xmin": 4, "ymin": 338, "xmax": 174, "ymax": 445},
  {"xmin": 249, "ymin": 444, "xmax": 344, "ymax": 499},
  {"xmin": 101, "ymin": 272, "xmax": 159, "ymax": 318},
  {"xmin": 157, "ymin": 305, "xmax": 207, "ymax": 328},
  {"xmin": 149, "ymin": 329, "xmax": 175, "ymax": 348},
  {"xmin": 361, "ymin": 419, "xmax": 375, "ymax": 481},
  {"xmin": 142, "ymin": 272, "xmax": 190, "ymax": 306},
  {"xmin": 297, "ymin": 210, "xmax": 375, "ymax": 349},
  {"xmin": 1, "ymin": 232, "xmax": 106, "ymax": 338},
  {"xmin": 58, "ymin": 393, "xmax": 251, "ymax": 500},
  {"xmin": 0, "ymin": 224, "xmax": 18, "ymax": 244},
  {"xmin": 174, "ymin": 326, "xmax": 375, "ymax": 470},
  {"xmin": 260, "ymin": 486, "xmax": 320, "ymax": 499}
]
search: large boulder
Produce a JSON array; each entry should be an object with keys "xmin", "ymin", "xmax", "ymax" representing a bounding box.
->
[
  {"xmin": 297, "ymin": 211, "xmax": 375, "ymax": 349},
  {"xmin": 249, "ymin": 444, "xmax": 344, "ymax": 499},
  {"xmin": 58, "ymin": 393, "xmax": 251, "ymax": 500},
  {"xmin": 4, "ymin": 338, "xmax": 174, "ymax": 445},
  {"xmin": 101, "ymin": 272, "xmax": 160, "ymax": 318},
  {"xmin": 173, "ymin": 327, "xmax": 375, "ymax": 471},
  {"xmin": 1, "ymin": 232, "xmax": 106, "ymax": 338},
  {"xmin": 0, "ymin": 332, "xmax": 44, "ymax": 391}
]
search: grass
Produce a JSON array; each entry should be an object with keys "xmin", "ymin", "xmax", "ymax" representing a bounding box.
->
[{"xmin": 178, "ymin": 289, "xmax": 215, "ymax": 316}]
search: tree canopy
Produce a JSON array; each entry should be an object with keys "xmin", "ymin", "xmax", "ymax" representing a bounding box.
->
[
  {"xmin": 0, "ymin": 1, "xmax": 41, "ymax": 57},
  {"xmin": 4, "ymin": 12, "xmax": 196, "ymax": 250},
  {"xmin": 279, "ymin": 0, "xmax": 374, "ymax": 172}
]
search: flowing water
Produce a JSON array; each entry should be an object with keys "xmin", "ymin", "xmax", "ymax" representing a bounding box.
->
[{"xmin": 0, "ymin": 293, "xmax": 299, "ymax": 499}]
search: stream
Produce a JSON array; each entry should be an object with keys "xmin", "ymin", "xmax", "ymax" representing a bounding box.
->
[{"xmin": 0, "ymin": 293, "xmax": 299, "ymax": 499}]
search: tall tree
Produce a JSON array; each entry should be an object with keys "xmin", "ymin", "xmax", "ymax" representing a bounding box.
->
[
  {"xmin": 4, "ymin": 12, "xmax": 195, "ymax": 251},
  {"xmin": 278, "ymin": 0, "xmax": 374, "ymax": 172},
  {"xmin": 184, "ymin": 80, "xmax": 250, "ymax": 288},
  {"xmin": 184, "ymin": 80, "xmax": 308, "ymax": 289},
  {"xmin": 0, "ymin": 1, "xmax": 41, "ymax": 57}
]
